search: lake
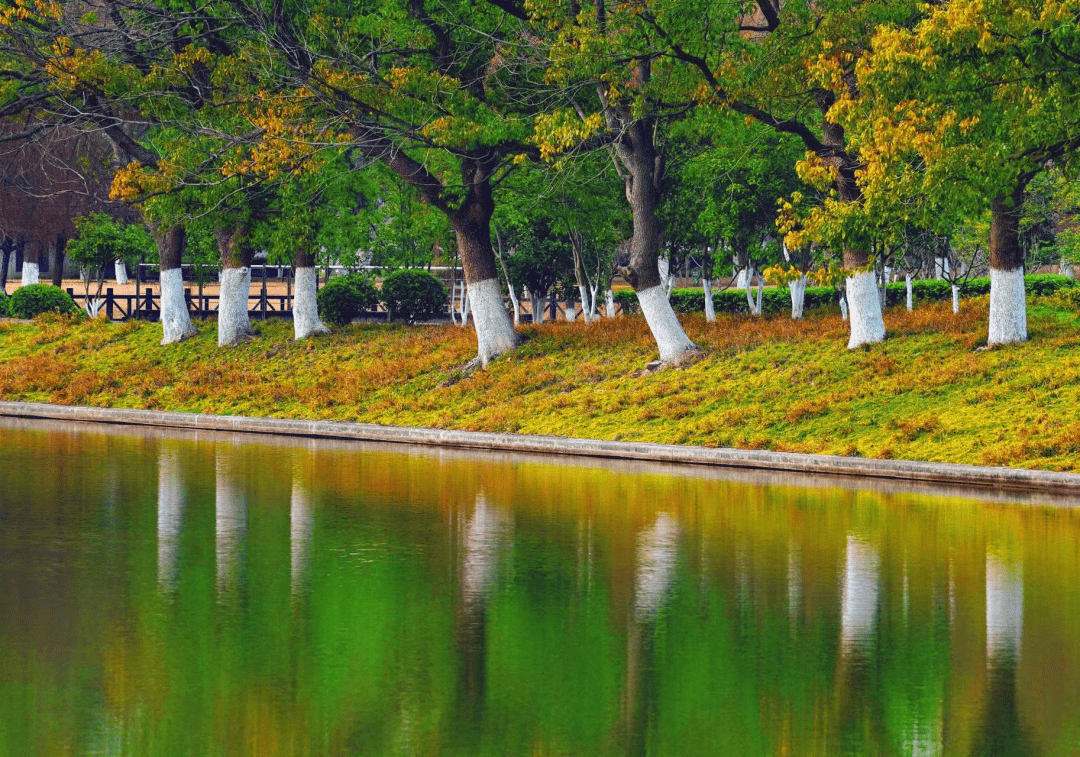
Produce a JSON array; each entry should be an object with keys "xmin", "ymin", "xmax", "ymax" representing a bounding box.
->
[{"xmin": 1, "ymin": 418, "xmax": 1078, "ymax": 756}]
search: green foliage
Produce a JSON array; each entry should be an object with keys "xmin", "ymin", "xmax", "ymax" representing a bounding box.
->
[
  {"xmin": 615, "ymin": 275, "xmax": 1077, "ymax": 316},
  {"xmin": 9, "ymin": 284, "xmax": 80, "ymax": 319},
  {"xmin": 381, "ymin": 269, "xmax": 446, "ymax": 324},
  {"xmin": 67, "ymin": 214, "xmax": 154, "ymax": 271},
  {"xmin": 0, "ymin": 290, "xmax": 9, "ymax": 318},
  {"xmin": 316, "ymin": 274, "xmax": 379, "ymax": 326}
]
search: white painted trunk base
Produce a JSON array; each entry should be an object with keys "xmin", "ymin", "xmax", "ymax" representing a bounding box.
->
[
  {"xmin": 905, "ymin": 274, "xmax": 913, "ymax": 311},
  {"xmin": 845, "ymin": 271, "xmax": 886, "ymax": 349},
  {"xmin": 935, "ymin": 257, "xmax": 950, "ymax": 279},
  {"xmin": 788, "ymin": 274, "xmax": 807, "ymax": 319},
  {"xmin": 21, "ymin": 262, "xmax": 39, "ymax": 286},
  {"xmin": 218, "ymin": 267, "xmax": 254, "ymax": 346},
  {"xmin": 605, "ymin": 289, "xmax": 616, "ymax": 318},
  {"xmin": 529, "ymin": 293, "xmax": 544, "ymax": 324},
  {"xmin": 459, "ymin": 287, "xmax": 471, "ymax": 327},
  {"xmin": 658, "ymin": 257, "xmax": 673, "ymax": 296},
  {"xmin": 469, "ymin": 277, "xmax": 517, "ymax": 367},
  {"xmin": 115, "ymin": 260, "xmax": 129, "ymax": 285},
  {"xmin": 566, "ymin": 300, "xmax": 577, "ymax": 322},
  {"xmin": 636, "ymin": 284, "xmax": 696, "ymax": 361},
  {"xmin": 951, "ymin": 285, "xmax": 960, "ymax": 314},
  {"xmin": 578, "ymin": 284, "xmax": 592, "ymax": 321},
  {"xmin": 292, "ymin": 267, "xmax": 330, "ymax": 340},
  {"xmin": 159, "ymin": 267, "xmax": 197, "ymax": 345},
  {"xmin": 988, "ymin": 267, "xmax": 1027, "ymax": 345},
  {"xmin": 702, "ymin": 279, "xmax": 715, "ymax": 322}
]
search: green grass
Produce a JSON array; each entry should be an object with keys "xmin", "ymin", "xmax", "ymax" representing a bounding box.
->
[{"xmin": 2, "ymin": 296, "xmax": 1080, "ymax": 470}]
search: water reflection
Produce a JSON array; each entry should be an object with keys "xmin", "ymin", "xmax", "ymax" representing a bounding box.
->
[
  {"xmin": 841, "ymin": 535, "xmax": 880, "ymax": 653},
  {"xmin": 290, "ymin": 464, "xmax": 313, "ymax": 603},
  {"xmin": 156, "ymin": 447, "xmax": 183, "ymax": 592},
  {"xmin": 215, "ymin": 448, "xmax": 247, "ymax": 600},
  {"xmin": 2, "ymin": 422, "xmax": 1080, "ymax": 757}
]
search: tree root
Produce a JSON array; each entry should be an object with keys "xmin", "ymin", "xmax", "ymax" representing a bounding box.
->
[{"xmin": 632, "ymin": 348, "xmax": 707, "ymax": 377}]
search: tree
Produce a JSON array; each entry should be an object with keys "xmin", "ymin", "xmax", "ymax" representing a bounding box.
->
[
  {"xmin": 66, "ymin": 212, "xmax": 153, "ymax": 316},
  {"xmin": 823, "ymin": 0, "xmax": 1080, "ymax": 344}
]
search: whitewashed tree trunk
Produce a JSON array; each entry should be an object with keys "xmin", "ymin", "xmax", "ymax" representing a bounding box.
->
[
  {"xmin": 788, "ymin": 274, "xmax": 807, "ymax": 319},
  {"xmin": 735, "ymin": 266, "xmax": 749, "ymax": 290},
  {"xmin": 21, "ymin": 261, "xmax": 39, "ymax": 286},
  {"xmin": 566, "ymin": 299, "xmax": 577, "ymax": 322},
  {"xmin": 702, "ymin": 278, "xmax": 715, "ymax": 322},
  {"xmin": 905, "ymin": 274, "xmax": 913, "ymax": 311},
  {"xmin": 589, "ymin": 284, "xmax": 599, "ymax": 319},
  {"xmin": 217, "ymin": 267, "xmax": 255, "ymax": 346},
  {"xmin": 988, "ymin": 267, "xmax": 1027, "ymax": 345},
  {"xmin": 506, "ymin": 284, "xmax": 520, "ymax": 326},
  {"xmin": 578, "ymin": 284, "xmax": 593, "ymax": 322},
  {"xmin": 840, "ymin": 292, "xmax": 849, "ymax": 321},
  {"xmin": 658, "ymin": 257, "xmax": 673, "ymax": 297},
  {"xmin": 636, "ymin": 284, "xmax": 696, "ymax": 361},
  {"xmin": 469, "ymin": 277, "xmax": 517, "ymax": 367},
  {"xmin": 934, "ymin": 256, "xmax": 950, "ymax": 280},
  {"xmin": 530, "ymin": 292, "xmax": 545, "ymax": 324},
  {"xmin": 951, "ymin": 285, "xmax": 960, "ymax": 314},
  {"xmin": 605, "ymin": 289, "xmax": 616, "ymax": 318},
  {"xmin": 846, "ymin": 270, "xmax": 886, "ymax": 348},
  {"xmin": 459, "ymin": 286, "xmax": 471, "ymax": 327},
  {"xmin": 159, "ymin": 267, "xmax": 197, "ymax": 345},
  {"xmin": 1060, "ymin": 259, "xmax": 1075, "ymax": 280},
  {"xmin": 114, "ymin": 260, "xmax": 129, "ymax": 285},
  {"xmin": 292, "ymin": 267, "xmax": 330, "ymax": 339}
]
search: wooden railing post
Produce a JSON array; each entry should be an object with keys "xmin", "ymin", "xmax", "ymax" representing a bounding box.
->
[{"xmin": 106, "ymin": 288, "xmax": 114, "ymax": 320}]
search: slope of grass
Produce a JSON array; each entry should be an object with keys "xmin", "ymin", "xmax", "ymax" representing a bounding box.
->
[{"xmin": 2, "ymin": 297, "xmax": 1079, "ymax": 470}]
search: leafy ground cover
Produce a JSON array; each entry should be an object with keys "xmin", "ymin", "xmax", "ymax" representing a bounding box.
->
[{"xmin": 1, "ymin": 297, "xmax": 1079, "ymax": 470}]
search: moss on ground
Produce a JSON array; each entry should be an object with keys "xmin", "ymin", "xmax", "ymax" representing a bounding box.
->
[{"xmin": 2, "ymin": 297, "xmax": 1079, "ymax": 470}]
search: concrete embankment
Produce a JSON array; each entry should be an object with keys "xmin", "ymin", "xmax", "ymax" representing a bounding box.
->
[{"xmin": 2, "ymin": 401, "xmax": 1079, "ymax": 495}]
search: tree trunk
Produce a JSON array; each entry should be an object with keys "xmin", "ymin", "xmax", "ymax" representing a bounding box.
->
[
  {"xmin": 215, "ymin": 225, "xmax": 255, "ymax": 346},
  {"xmin": 605, "ymin": 289, "xmax": 616, "ymax": 318},
  {"xmin": 293, "ymin": 248, "xmax": 330, "ymax": 339},
  {"xmin": 155, "ymin": 226, "xmax": 197, "ymax": 345},
  {"xmin": 0, "ymin": 237, "xmax": 12, "ymax": 290},
  {"xmin": 844, "ymin": 250, "xmax": 885, "ymax": 348},
  {"xmin": 50, "ymin": 235, "xmax": 66, "ymax": 287},
  {"xmin": 115, "ymin": 260, "xmax": 129, "ymax": 285},
  {"xmin": 906, "ymin": 274, "xmax": 913, "ymax": 311},
  {"xmin": 530, "ymin": 290, "xmax": 544, "ymax": 324},
  {"xmin": 788, "ymin": 274, "xmax": 807, "ymax": 319},
  {"xmin": 619, "ymin": 125, "xmax": 695, "ymax": 361},
  {"xmin": 702, "ymin": 278, "xmax": 715, "ymax": 322},
  {"xmin": 987, "ymin": 186, "xmax": 1027, "ymax": 345},
  {"xmin": 952, "ymin": 285, "xmax": 960, "ymax": 314},
  {"xmin": 21, "ymin": 242, "xmax": 39, "ymax": 286},
  {"xmin": 450, "ymin": 198, "xmax": 518, "ymax": 366}
]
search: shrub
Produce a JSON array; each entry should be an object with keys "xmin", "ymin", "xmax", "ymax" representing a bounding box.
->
[
  {"xmin": 0, "ymin": 289, "xmax": 9, "ymax": 317},
  {"xmin": 381, "ymin": 269, "xmax": 447, "ymax": 323},
  {"xmin": 8, "ymin": 284, "xmax": 80, "ymax": 319},
  {"xmin": 316, "ymin": 273, "xmax": 379, "ymax": 326}
]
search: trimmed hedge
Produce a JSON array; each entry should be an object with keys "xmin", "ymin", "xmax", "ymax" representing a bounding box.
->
[
  {"xmin": 614, "ymin": 274, "xmax": 1077, "ymax": 316},
  {"xmin": 381, "ymin": 269, "xmax": 447, "ymax": 323},
  {"xmin": 316, "ymin": 273, "xmax": 380, "ymax": 326},
  {"xmin": 8, "ymin": 284, "xmax": 80, "ymax": 319}
]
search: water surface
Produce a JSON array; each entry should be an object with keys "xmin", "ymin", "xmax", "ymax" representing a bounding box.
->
[{"xmin": 1, "ymin": 419, "xmax": 1079, "ymax": 756}]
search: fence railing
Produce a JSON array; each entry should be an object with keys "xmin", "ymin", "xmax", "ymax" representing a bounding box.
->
[{"xmin": 65, "ymin": 285, "xmax": 623, "ymax": 324}]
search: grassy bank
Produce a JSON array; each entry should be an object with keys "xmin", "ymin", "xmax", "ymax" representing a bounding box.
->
[{"xmin": 2, "ymin": 297, "xmax": 1079, "ymax": 470}]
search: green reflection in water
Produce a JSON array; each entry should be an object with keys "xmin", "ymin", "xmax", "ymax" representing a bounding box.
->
[{"xmin": 1, "ymin": 420, "xmax": 1079, "ymax": 757}]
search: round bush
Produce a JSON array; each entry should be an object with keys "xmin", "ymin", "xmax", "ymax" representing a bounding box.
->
[
  {"xmin": 381, "ymin": 269, "xmax": 447, "ymax": 323},
  {"xmin": 0, "ymin": 289, "xmax": 9, "ymax": 317},
  {"xmin": 316, "ymin": 273, "xmax": 379, "ymax": 326},
  {"xmin": 9, "ymin": 284, "xmax": 79, "ymax": 319}
]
